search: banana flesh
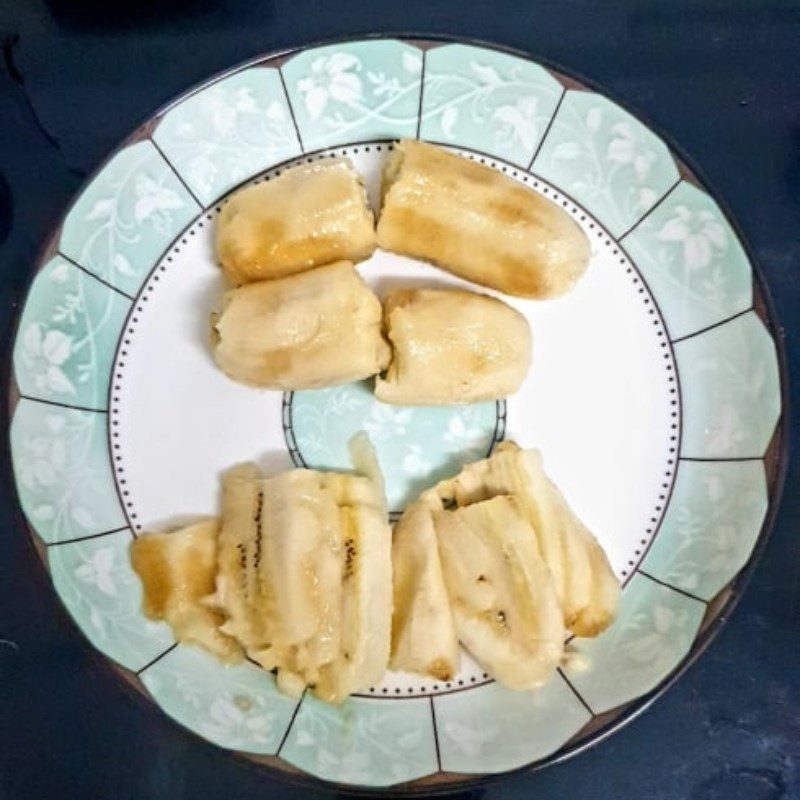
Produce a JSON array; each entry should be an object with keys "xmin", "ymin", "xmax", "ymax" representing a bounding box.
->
[
  {"xmin": 217, "ymin": 158, "xmax": 376, "ymax": 285},
  {"xmin": 390, "ymin": 494, "xmax": 459, "ymax": 681},
  {"xmin": 130, "ymin": 519, "xmax": 242, "ymax": 663},
  {"xmin": 376, "ymin": 140, "xmax": 590, "ymax": 299},
  {"xmin": 375, "ymin": 288, "xmax": 532, "ymax": 405},
  {"xmin": 434, "ymin": 495, "xmax": 565, "ymax": 690},
  {"xmin": 211, "ymin": 261, "xmax": 390, "ymax": 390},
  {"xmin": 211, "ymin": 442, "xmax": 391, "ymax": 703},
  {"xmin": 441, "ymin": 441, "xmax": 620, "ymax": 637}
]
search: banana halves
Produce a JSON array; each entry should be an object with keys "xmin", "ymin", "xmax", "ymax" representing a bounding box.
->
[
  {"xmin": 211, "ymin": 261, "xmax": 390, "ymax": 390},
  {"xmin": 375, "ymin": 288, "xmax": 532, "ymax": 405},
  {"xmin": 217, "ymin": 158, "xmax": 376, "ymax": 285},
  {"xmin": 210, "ymin": 442, "xmax": 391, "ymax": 703},
  {"xmin": 130, "ymin": 519, "xmax": 242, "ymax": 663},
  {"xmin": 377, "ymin": 140, "xmax": 590, "ymax": 299}
]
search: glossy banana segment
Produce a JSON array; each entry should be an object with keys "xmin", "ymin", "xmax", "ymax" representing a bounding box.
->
[
  {"xmin": 390, "ymin": 496, "xmax": 459, "ymax": 681},
  {"xmin": 211, "ymin": 261, "xmax": 390, "ymax": 389},
  {"xmin": 377, "ymin": 140, "xmax": 590, "ymax": 299},
  {"xmin": 440, "ymin": 441, "xmax": 620, "ymax": 637},
  {"xmin": 374, "ymin": 288, "xmax": 532, "ymax": 405},
  {"xmin": 217, "ymin": 158, "xmax": 376, "ymax": 285},
  {"xmin": 211, "ymin": 438, "xmax": 391, "ymax": 703},
  {"xmin": 130, "ymin": 519, "xmax": 242, "ymax": 663},
  {"xmin": 434, "ymin": 495, "xmax": 565, "ymax": 690}
]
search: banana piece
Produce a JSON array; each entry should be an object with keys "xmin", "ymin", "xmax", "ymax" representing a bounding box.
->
[
  {"xmin": 374, "ymin": 288, "xmax": 532, "ymax": 405},
  {"xmin": 217, "ymin": 158, "xmax": 376, "ymax": 285},
  {"xmin": 377, "ymin": 140, "xmax": 590, "ymax": 299},
  {"xmin": 211, "ymin": 261, "xmax": 390, "ymax": 389},
  {"xmin": 130, "ymin": 519, "xmax": 242, "ymax": 663},
  {"xmin": 390, "ymin": 494, "xmax": 459, "ymax": 681},
  {"xmin": 441, "ymin": 441, "xmax": 620, "ymax": 637},
  {"xmin": 313, "ymin": 456, "xmax": 392, "ymax": 704},
  {"xmin": 434, "ymin": 495, "xmax": 565, "ymax": 690}
]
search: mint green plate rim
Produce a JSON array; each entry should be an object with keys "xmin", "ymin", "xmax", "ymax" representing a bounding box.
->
[{"xmin": 5, "ymin": 34, "xmax": 789, "ymax": 796}]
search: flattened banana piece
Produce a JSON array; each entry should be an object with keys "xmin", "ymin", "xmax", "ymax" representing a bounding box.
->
[
  {"xmin": 444, "ymin": 441, "xmax": 620, "ymax": 637},
  {"xmin": 434, "ymin": 495, "xmax": 564, "ymax": 690},
  {"xmin": 217, "ymin": 158, "xmax": 376, "ymax": 285},
  {"xmin": 212, "ymin": 261, "xmax": 390, "ymax": 389},
  {"xmin": 390, "ymin": 497, "xmax": 459, "ymax": 681},
  {"xmin": 130, "ymin": 519, "xmax": 242, "ymax": 663},
  {"xmin": 375, "ymin": 288, "xmax": 531, "ymax": 405},
  {"xmin": 377, "ymin": 140, "xmax": 590, "ymax": 299}
]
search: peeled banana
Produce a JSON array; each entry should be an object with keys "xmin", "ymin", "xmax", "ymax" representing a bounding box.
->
[
  {"xmin": 376, "ymin": 140, "xmax": 590, "ymax": 299},
  {"xmin": 390, "ymin": 494, "xmax": 459, "ymax": 681},
  {"xmin": 441, "ymin": 441, "xmax": 620, "ymax": 637},
  {"xmin": 217, "ymin": 158, "xmax": 376, "ymax": 285},
  {"xmin": 375, "ymin": 288, "xmax": 532, "ymax": 405},
  {"xmin": 130, "ymin": 519, "xmax": 242, "ymax": 663},
  {"xmin": 211, "ymin": 261, "xmax": 390, "ymax": 390},
  {"xmin": 435, "ymin": 495, "xmax": 565, "ymax": 690},
  {"xmin": 210, "ymin": 438, "xmax": 392, "ymax": 703}
]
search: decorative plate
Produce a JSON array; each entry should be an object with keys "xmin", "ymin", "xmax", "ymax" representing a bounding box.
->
[{"xmin": 9, "ymin": 36, "xmax": 786, "ymax": 792}]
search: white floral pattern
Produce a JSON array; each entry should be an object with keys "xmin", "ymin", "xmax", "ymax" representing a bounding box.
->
[
  {"xmin": 153, "ymin": 69, "xmax": 300, "ymax": 204},
  {"xmin": 141, "ymin": 645, "xmax": 297, "ymax": 755},
  {"xmin": 533, "ymin": 90, "xmax": 679, "ymax": 236},
  {"xmin": 623, "ymin": 181, "xmax": 752, "ymax": 341},
  {"xmin": 289, "ymin": 382, "xmax": 499, "ymax": 510},
  {"xmin": 676, "ymin": 312, "xmax": 780, "ymax": 458},
  {"xmin": 281, "ymin": 695, "xmax": 436, "ymax": 786},
  {"xmin": 13, "ymin": 256, "xmax": 131, "ymax": 409},
  {"xmin": 642, "ymin": 461, "xmax": 767, "ymax": 599},
  {"xmin": 60, "ymin": 141, "xmax": 198, "ymax": 296}
]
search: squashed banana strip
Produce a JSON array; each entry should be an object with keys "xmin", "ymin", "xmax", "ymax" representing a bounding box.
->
[
  {"xmin": 390, "ymin": 494, "xmax": 459, "ymax": 681},
  {"xmin": 377, "ymin": 140, "xmax": 590, "ymax": 299},
  {"xmin": 434, "ymin": 495, "xmax": 565, "ymax": 690},
  {"xmin": 375, "ymin": 288, "xmax": 532, "ymax": 405},
  {"xmin": 130, "ymin": 519, "xmax": 242, "ymax": 663},
  {"xmin": 217, "ymin": 158, "xmax": 376, "ymax": 285},
  {"xmin": 212, "ymin": 435, "xmax": 391, "ymax": 703},
  {"xmin": 441, "ymin": 441, "xmax": 620, "ymax": 637},
  {"xmin": 211, "ymin": 261, "xmax": 390, "ymax": 390}
]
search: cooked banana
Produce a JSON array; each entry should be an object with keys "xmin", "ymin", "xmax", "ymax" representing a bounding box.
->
[
  {"xmin": 441, "ymin": 441, "xmax": 620, "ymax": 637},
  {"xmin": 217, "ymin": 158, "xmax": 376, "ymax": 285},
  {"xmin": 390, "ymin": 494, "xmax": 459, "ymax": 681},
  {"xmin": 434, "ymin": 495, "xmax": 565, "ymax": 690},
  {"xmin": 210, "ymin": 436, "xmax": 391, "ymax": 704},
  {"xmin": 376, "ymin": 140, "xmax": 590, "ymax": 299},
  {"xmin": 374, "ymin": 288, "xmax": 532, "ymax": 405},
  {"xmin": 130, "ymin": 519, "xmax": 242, "ymax": 663},
  {"xmin": 211, "ymin": 261, "xmax": 390, "ymax": 389}
]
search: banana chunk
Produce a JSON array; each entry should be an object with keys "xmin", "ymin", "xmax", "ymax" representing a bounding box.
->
[
  {"xmin": 377, "ymin": 140, "xmax": 590, "ymax": 299},
  {"xmin": 212, "ymin": 261, "xmax": 390, "ymax": 389},
  {"xmin": 217, "ymin": 158, "xmax": 376, "ymax": 285},
  {"xmin": 434, "ymin": 496, "xmax": 565, "ymax": 690},
  {"xmin": 442, "ymin": 441, "xmax": 620, "ymax": 637},
  {"xmin": 375, "ymin": 288, "xmax": 531, "ymax": 405},
  {"xmin": 212, "ymin": 438, "xmax": 392, "ymax": 703},
  {"xmin": 130, "ymin": 519, "xmax": 242, "ymax": 663},
  {"xmin": 390, "ymin": 495, "xmax": 459, "ymax": 681}
]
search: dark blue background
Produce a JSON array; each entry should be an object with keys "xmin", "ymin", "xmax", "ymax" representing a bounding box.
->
[{"xmin": 1, "ymin": 2, "xmax": 798, "ymax": 799}]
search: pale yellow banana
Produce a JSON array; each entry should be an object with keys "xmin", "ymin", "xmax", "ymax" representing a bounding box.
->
[
  {"xmin": 377, "ymin": 140, "xmax": 590, "ymax": 299},
  {"xmin": 130, "ymin": 519, "xmax": 242, "ymax": 663},
  {"xmin": 211, "ymin": 261, "xmax": 390, "ymax": 390},
  {"xmin": 390, "ymin": 495, "xmax": 459, "ymax": 681},
  {"xmin": 375, "ymin": 288, "xmax": 532, "ymax": 405},
  {"xmin": 434, "ymin": 495, "xmax": 565, "ymax": 690},
  {"xmin": 217, "ymin": 157, "xmax": 376, "ymax": 285}
]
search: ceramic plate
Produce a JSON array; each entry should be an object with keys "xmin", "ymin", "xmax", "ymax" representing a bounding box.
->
[{"xmin": 9, "ymin": 36, "xmax": 786, "ymax": 792}]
